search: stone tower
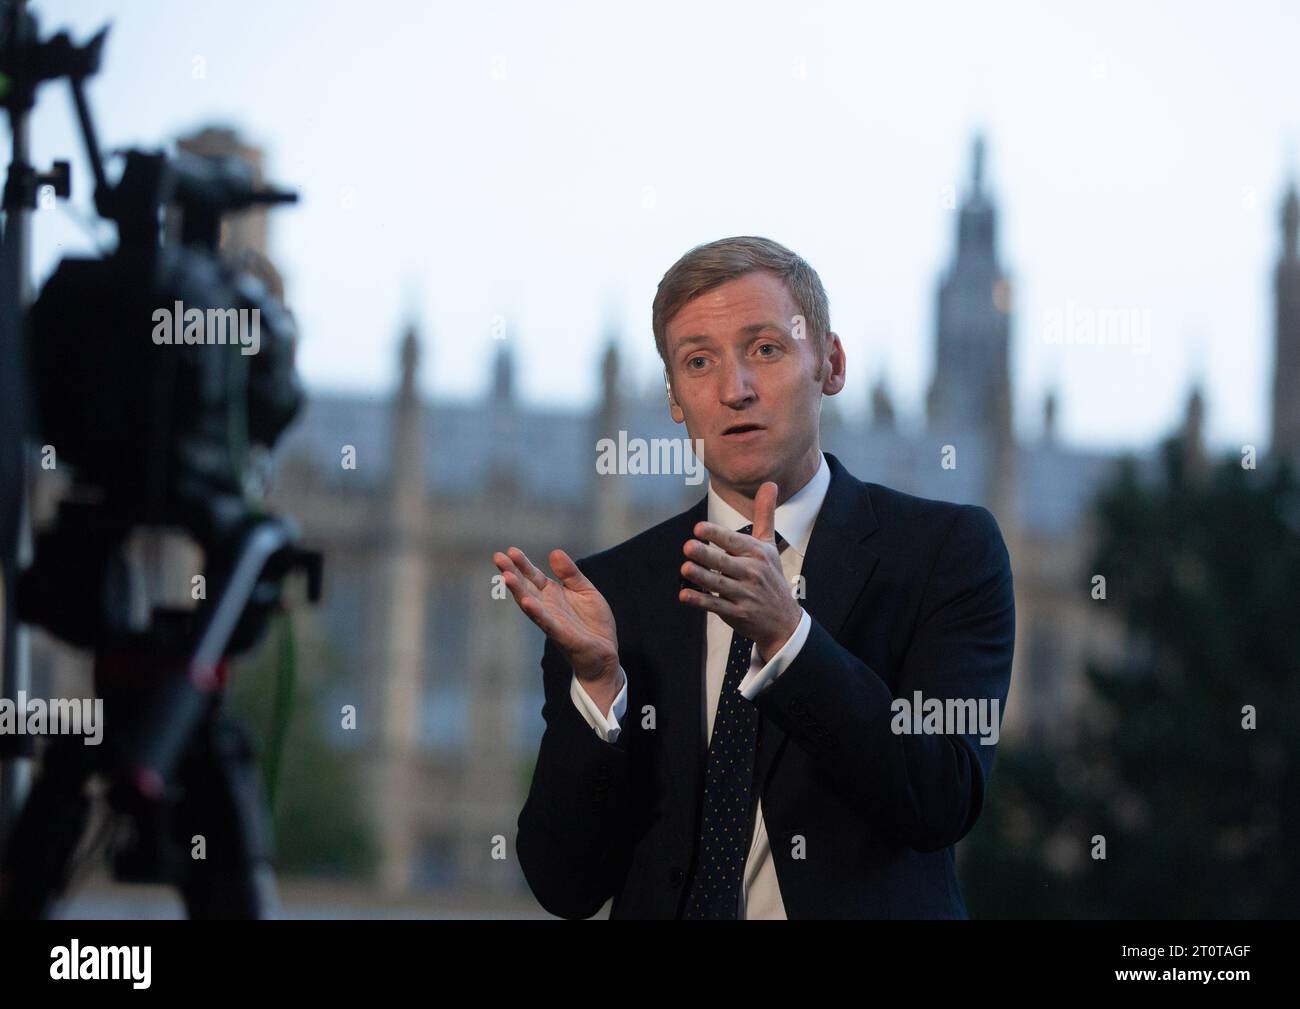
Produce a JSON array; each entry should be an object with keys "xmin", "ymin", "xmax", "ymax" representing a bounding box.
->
[
  {"xmin": 1272, "ymin": 182, "xmax": 1300, "ymax": 470},
  {"xmin": 926, "ymin": 135, "xmax": 1017, "ymax": 522},
  {"xmin": 373, "ymin": 323, "xmax": 429, "ymax": 892},
  {"xmin": 592, "ymin": 335, "xmax": 632, "ymax": 549}
]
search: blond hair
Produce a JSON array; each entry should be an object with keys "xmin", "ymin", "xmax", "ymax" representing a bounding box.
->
[{"xmin": 652, "ymin": 236, "xmax": 830, "ymax": 381}]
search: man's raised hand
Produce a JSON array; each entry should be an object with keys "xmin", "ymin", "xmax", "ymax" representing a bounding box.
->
[
  {"xmin": 492, "ymin": 546, "xmax": 620, "ymax": 683},
  {"xmin": 678, "ymin": 480, "xmax": 802, "ymax": 663}
]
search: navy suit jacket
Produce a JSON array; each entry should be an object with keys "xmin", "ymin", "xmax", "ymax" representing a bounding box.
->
[{"xmin": 516, "ymin": 451, "xmax": 1015, "ymax": 919}]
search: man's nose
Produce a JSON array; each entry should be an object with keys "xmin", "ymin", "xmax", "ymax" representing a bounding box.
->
[{"xmin": 718, "ymin": 358, "xmax": 756, "ymax": 407}]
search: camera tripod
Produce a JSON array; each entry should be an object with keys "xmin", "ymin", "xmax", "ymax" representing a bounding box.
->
[{"xmin": 0, "ymin": 512, "xmax": 321, "ymax": 919}]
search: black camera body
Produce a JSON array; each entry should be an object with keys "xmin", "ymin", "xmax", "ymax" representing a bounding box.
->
[
  {"xmin": 20, "ymin": 148, "xmax": 306, "ymax": 649},
  {"xmin": 28, "ymin": 152, "xmax": 303, "ymax": 540}
]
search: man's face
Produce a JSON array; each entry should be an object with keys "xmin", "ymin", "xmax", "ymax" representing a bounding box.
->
[{"xmin": 663, "ymin": 270, "xmax": 845, "ymax": 502}]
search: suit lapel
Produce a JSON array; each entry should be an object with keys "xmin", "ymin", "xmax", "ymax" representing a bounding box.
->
[
  {"xmin": 751, "ymin": 452, "xmax": 881, "ymax": 796},
  {"xmin": 646, "ymin": 452, "xmax": 881, "ymax": 854}
]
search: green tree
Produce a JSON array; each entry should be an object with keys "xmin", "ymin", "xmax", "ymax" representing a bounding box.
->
[
  {"xmin": 963, "ymin": 439, "xmax": 1300, "ymax": 918},
  {"xmin": 226, "ymin": 612, "xmax": 379, "ymax": 879}
]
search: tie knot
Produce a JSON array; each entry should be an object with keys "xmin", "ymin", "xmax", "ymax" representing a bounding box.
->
[{"xmin": 737, "ymin": 523, "xmax": 788, "ymax": 552}]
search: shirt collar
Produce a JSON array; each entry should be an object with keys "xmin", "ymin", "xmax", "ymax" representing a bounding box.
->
[{"xmin": 706, "ymin": 451, "xmax": 831, "ymax": 558}]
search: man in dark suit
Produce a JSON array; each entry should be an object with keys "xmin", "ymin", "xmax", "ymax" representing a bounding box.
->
[{"xmin": 494, "ymin": 236, "xmax": 1014, "ymax": 918}]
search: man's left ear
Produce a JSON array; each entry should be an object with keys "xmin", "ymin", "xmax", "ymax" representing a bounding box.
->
[{"xmin": 819, "ymin": 333, "xmax": 845, "ymax": 393}]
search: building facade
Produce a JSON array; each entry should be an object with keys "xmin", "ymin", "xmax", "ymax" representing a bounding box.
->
[{"xmin": 25, "ymin": 133, "xmax": 1299, "ymax": 902}]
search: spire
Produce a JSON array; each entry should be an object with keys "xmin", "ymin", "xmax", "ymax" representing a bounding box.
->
[
  {"xmin": 1042, "ymin": 389, "xmax": 1058, "ymax": 446},
  {"xmin": 487, "ymin": 340, "xmax": 518, "ymax": 494},
  {"xmin": 492, "ymin": 340, "xmax": 515, "ymax": 402},
  {"xmin": 601, "ymin": 339, "xmax": 620, "ymax": 413},
  {"xmin": 398, "ymin": 322, "xmax": 420, "ymax": 402},
  {"xmin": 1272, "ymin": 175, "xmax": 1300, "ymax": 468},
  {"xmin": 592, "ymin": 332, "xmax": 629, "ymax": 549},
  {"xmin": 597, "ymin": 297, "xmax": 623, "ymax": 411},
  {"xmin": 388, "ymin": 320, "xmax": 427, "ymax": 518},
  {"xmin": 1283, "ymin": 183, "xmax": 1298, "ymax": 263},
  {"xmin": 1180, "ymin": 382, "xmax": 1207, "ymax": 481},
  {"xmin": 971, "ymin": 133, "xmax": 985, "ymax": 198},
  {"xmin": 870, "ymin": 373, "xmax": 896, "ymax": 430},
  {"xmin": 956, "ymin": 132, "xmax": 995, "ymax": 260},
  {"xmin": 928, "ymin": 134, "xmax": 1011, "ymax": 448}
]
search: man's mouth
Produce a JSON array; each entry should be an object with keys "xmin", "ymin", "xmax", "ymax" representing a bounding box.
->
[{"xmin": 721, "ymin": 423, "xmax": 765, "ymax": 440}]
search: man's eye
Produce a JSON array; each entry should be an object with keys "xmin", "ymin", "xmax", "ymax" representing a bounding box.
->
[
  {"xmin": 757, "ymin": 343, "xmax": 779, "ymax": 357},
  {"xmin": 686, "ymin": 356, "xmax": 706, "ymax": 369}
]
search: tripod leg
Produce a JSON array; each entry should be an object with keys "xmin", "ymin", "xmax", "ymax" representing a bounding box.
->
[
  {"xmin": 175, "ymin": 715, "xmax": 279, "ymax": 919},
  {"xmin": 0, "ymin": 735, "xmax": 96, "ymax": 919}
]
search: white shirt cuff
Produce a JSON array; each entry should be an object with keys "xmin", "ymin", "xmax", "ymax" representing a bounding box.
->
[
  {"xmin": 570, "ymin": 665, "xmax": 628, "ymax": 743},
  {"xmin": 739, "ymin": 608, "xmax": 811, "ymax": 700}
]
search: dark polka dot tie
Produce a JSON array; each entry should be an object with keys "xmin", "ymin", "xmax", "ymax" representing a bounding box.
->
[{"xmin": 683, "ymin": 523, "xmax": 787, "ymax": 920}]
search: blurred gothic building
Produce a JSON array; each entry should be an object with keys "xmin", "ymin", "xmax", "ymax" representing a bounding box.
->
[
  {"xmin": 25, "ymin": 130, "xmax": 1300, "ymax": 903},
  {"xmin": 269, "ymin": 138, "xmax": 1300, "ymax": 896}
]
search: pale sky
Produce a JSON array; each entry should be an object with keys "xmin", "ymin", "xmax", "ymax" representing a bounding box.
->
[{"xmin": 21, "ymin": 0, "xmax": 1300, "ymax": 453}]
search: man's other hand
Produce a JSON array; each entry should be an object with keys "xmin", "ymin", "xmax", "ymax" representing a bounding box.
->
[{"xmin": 493, "ymin": 546, "xmax": 621, "ymax": 689}]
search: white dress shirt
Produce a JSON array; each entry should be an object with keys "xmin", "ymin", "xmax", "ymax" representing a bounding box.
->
[{"xmin": 569, "ymin": 451, "xmax": 832, "ymax": 919}]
